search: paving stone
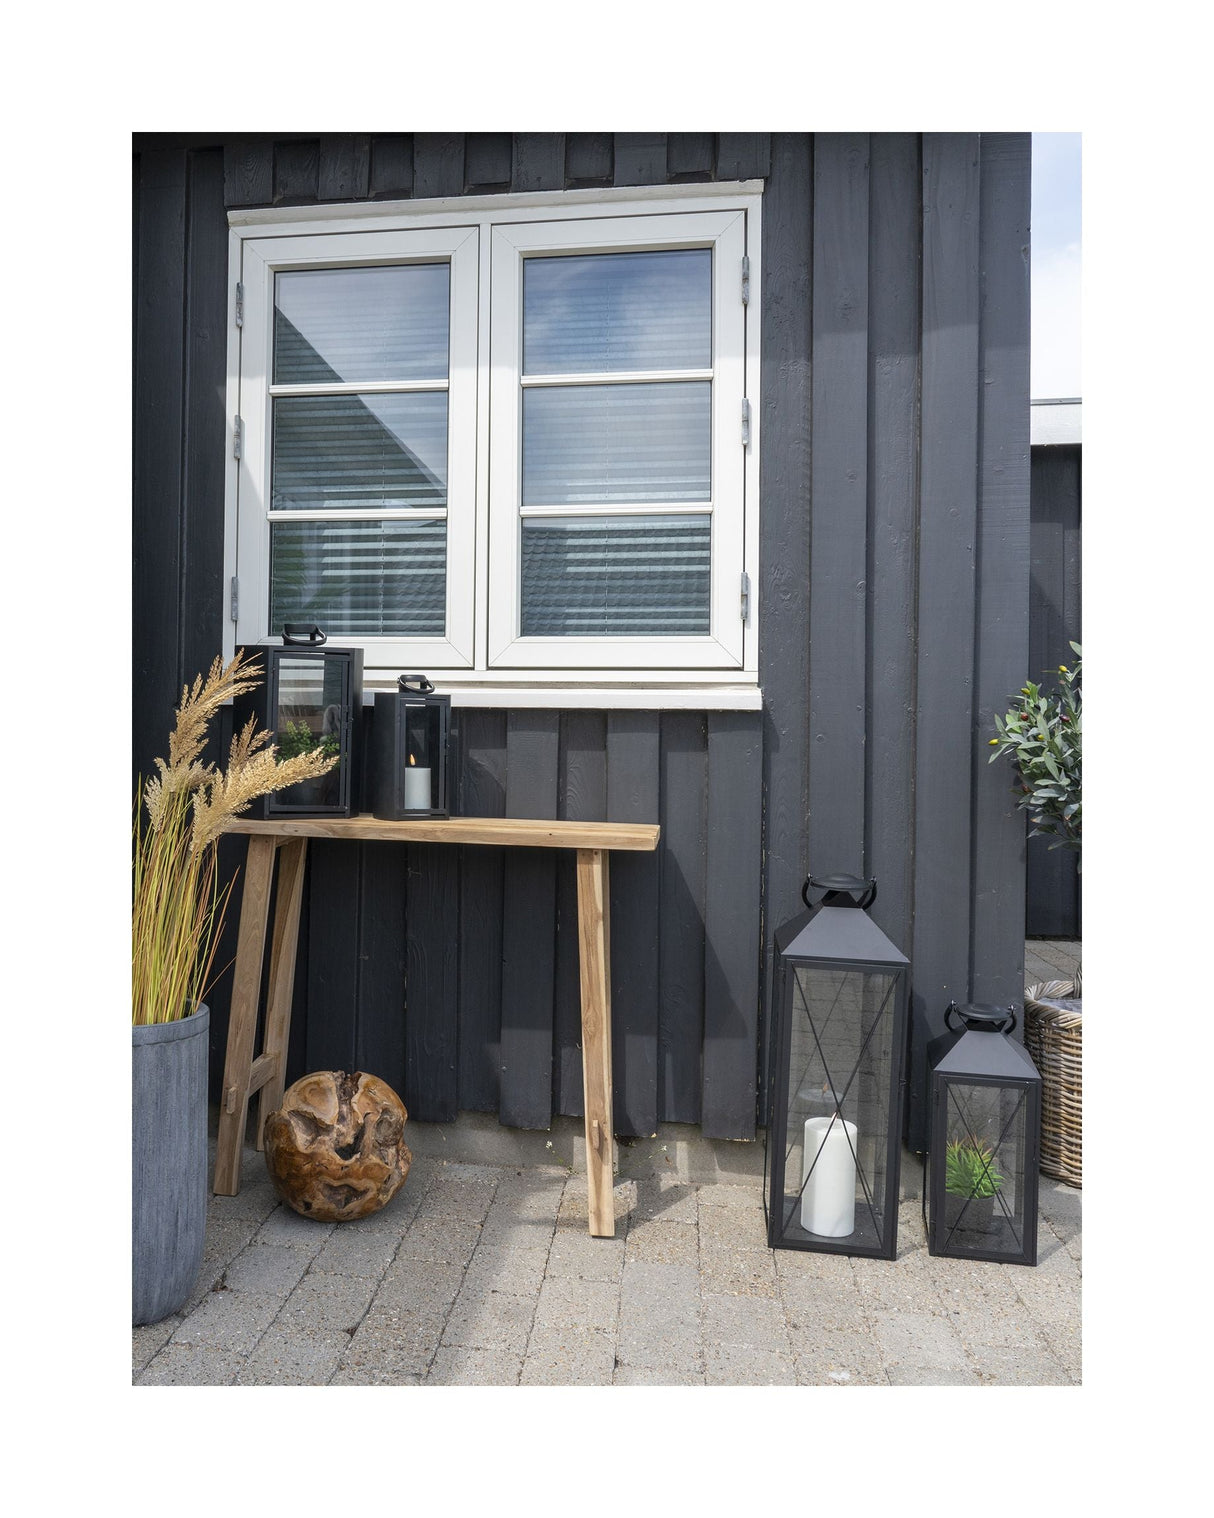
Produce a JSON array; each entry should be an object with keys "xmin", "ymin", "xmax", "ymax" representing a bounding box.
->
[
  {"xmin": 792, "ymin": 1330, "xmax": 887, "ymax": 1386},
  {"xmin": 477, "ymin": 1210, "xmax": 557, "ymax": 1249},
  {"xmin": 255, "ymin": 1206, "xmax": 335, "ymax": 1252},
  {"xmin": 630, "ymin": 1175, "xmax": 699, "ymax": 1225},
  {"xmin": 613, "ymin": 1362, "xmax": 706, "ymax": 1385},
  {"xmin": 700, "ymin": 1249, "xmax": 779, "ymax": 1299},
  {"xmin": 237, "ymin": 1327, "xmax": 349, "ymax": 1385},
  {"xmin": 773, "ymin": 1246, "xmax": 857, "ymax": 1287},
  {"xmin": 335, "ymin": 1187, "xmax": 422, "ymax": 1236},
  {"xmin": 443, "ymin": 1286, "xmax": 537, "ymax": 1356},
  {"xmin": 705, "ymin": 1343, "xmax": 797, "ymax": 1385},
  {"xmin": 698, "ymin": 1200, "xmax": 769, "ymax": 1253},
  {"xmin": 208, "ymin": 1175, "xmax": 280, "ymax": 1225},
  {"xmin": 346, "ymin": 1305, "xmax": 446, "ymax": 1377},
  {"xmin": 181, "ymin": 1217, "xmax": 263, "ymax": 1312},
  {"xmin": 534, "ymin": 1274, "xmax": 619, "ymax": 1335},
  {"xmin": 521, "ymin": 1326, "xmax": 616, "ymax": 1385},
  {"xmin": 330, "ymin": 1361, "xmax": 424, "ymax": 1385},
  {"xmin": 969, "ymin": 1341, "xmax": 1075, "ymax": 1385},
  {"xmin": 702, "ymin": 1291, "xmax": 791, "ymax": 1354},
  {"xmin": 696, "ymin": 1182, "xmax": 764, "ymax": 1211},
  {"xmin": 429, "ymin": 1346, "xmax": 524, "ymax": 1385},
  {"xmin": 376, "ymin": 1256, "xmax": 468, "ymax": 1314},
  {"xmin": 416, "ymin": 1176, "xmax": 499, "ymax": 1224},
  {"xmin": 220, "ymin": 1242, "xmax": 312, "ymax": 1297},
  {"xmin": 624, "ymin": 1219, "xmax": 699, "ymax": 1267},
  {"xmin": 169, "ymin": 1288, "xmax": 283, "ymax": 1351},
  {"xmin": 277, "ymin": 1272, "xmax": 378, "ymax": 1334},
  {"xmin": 492, "ymin": 1173, "xmax": 566, "ymax": 1223},
  {"xmin": 309, "ymin": 1226, "xmax": 401, "ymax": 1279},
  {"xmin": 617, "ymin": 1262, "xmax": 701, "ymax": 1372},
  {"xmin": 869, "ymin": 1309, "xmax": 971, "ymax": 1374},
  {"xmin": 397, "ymin": 1215, "xmax": 484, "ymax": 1264},
  {"xmin": 462, "ymin": 1243, "xmax": 550, "ymax": 1299},
  {"xmin": 558, "ymin": 1175, "xmax": 637, "ymax": 1227},
  {"xmin": 546, "ymin": 1228, "xmax": 626, "ymax": 1281},
  {"xmin": 132, "ymin": 1317, "xmax": 180, "ymax": 1374},
  {"xmin": 136, "ymin": 1345, "xmax": 245, "ymax": 1385},
  {"xmin": 885, "ymin": 1364, "xmax": 983, "ymax": 1386}
]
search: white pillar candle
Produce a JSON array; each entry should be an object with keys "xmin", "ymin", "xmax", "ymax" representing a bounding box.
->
[
  {"xmin": 801, "ymin": 1116, "xmax": 858, "ymax": 1237},
  {"xmin": 404, "ymin": 765, "xmax": 432, "ymax": 811}
]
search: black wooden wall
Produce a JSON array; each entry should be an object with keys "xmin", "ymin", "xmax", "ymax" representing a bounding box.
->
[
  {"xmin": 133, "ymin": 131, "xmax": 1030, "ymax": 1153},
  {"xmin": 1026, "ymin": 441, "xmax": 1082, "ymax": 939}
]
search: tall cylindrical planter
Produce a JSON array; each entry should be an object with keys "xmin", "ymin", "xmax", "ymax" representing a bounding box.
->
[{"xmin": 132, "ymin": 1004, "xmax": 210, "ymax": 1326}]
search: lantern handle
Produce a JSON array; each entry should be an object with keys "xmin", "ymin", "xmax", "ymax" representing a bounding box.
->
[
  {"xmin": 801, "ymin": 874, "xmax": 878, "ymax": 912},
  {"xmin": 282, "ymin": 623, "xmax": 327, "ymax": 647},
  {"xmin": 398, "ymin": 673, "xmax": 436, "ymax": 693},
  {"xmin": 945, "ymin": 1001, "xmax": 1018, "ymax": 1035}
]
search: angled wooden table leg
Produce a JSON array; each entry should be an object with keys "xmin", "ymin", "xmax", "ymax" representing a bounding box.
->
[
  {"xmin": 577, "ymin": 847, "xmax": 615, "ymax": 1237},
  {"xmin": 213, "ymin": 834, "xmax": 277, "ymax": 1195},
  {"xmin": 254, "ymin": 836, "xmax": 308, "ymax": 1150}
]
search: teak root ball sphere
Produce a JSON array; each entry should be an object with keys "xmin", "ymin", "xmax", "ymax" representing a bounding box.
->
[{"xmin": 264, "ymin": 1070, "xmax": 412, "ymax": 1222}]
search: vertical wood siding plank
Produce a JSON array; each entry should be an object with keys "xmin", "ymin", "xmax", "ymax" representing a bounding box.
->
[
  {"xmin": 971, "ymin": 133, "xmax": 1032, "ymax": 1005},
  {"xmin": 909, "ymin": 133, "xmax": 982, "ymax": 1150},
  {"xmin": 717, "ymin": 133, "xmax": 772, "ymax": 182},
  {"xmin": 318, "ymin": 134, "xmax": 371, "ymax": 201},
  {"xmin": 413, "ymin": 134, "xmax": 465, "ymax": 200},
  {"xmin": 223, "ymin": 138, "xmax": 273, "ymax": 207},
  {"xmin": 133, "ymin": 149, "xmax": 187, "ymax": 786},
  {"xmin": 354, "ymin": 841, "xmax": 407, "ymax": 1098},
  {"xmin": 667, "ymin": 133, "xmax": 715, "ymax": 181},
  {"xmin": 512, "ymin": 134, "xmax": 565, "ymax": 193},
  {"xmin": 305, "ymin": 841, "xmax": 361, "ymax": 1073},
  {"xmin": 370, "ymin": 135, "xmax": 414, "ymax": 199},
  {"xmin": 757, "ymin": 132, "xmax": 813, "ymax": 1122},
  {"xmin": 809, "ymin": 133, "xmax": 871, "ymax": 880},
  {"xmin": 465, "ymin": 133, "xmax": 512, "ymax": 191},
  {"xmin": 566, "ymin": 133, "xmax": 613, "ymax": 186},
  {"xmin": 273, "ymin": 139, "xmax": 319, "ymax": 203},
  {"xmin": 658, "ymin": 713, "xmax": 708, "ymax": 1124},
  {"xmin": 703, "ymin": 712, "xmax": 764, "ymax": 1139},
  {"xmin": 606, "ymin": 714, "xmax": 661, "ymax": 1137},
  {"xmin": 499, "ymin": 713, "xmax": 560, "ymax": 1128},
  {"xmin": 404, "ymin": 839, "xmax": 460, "ymax": 1120},
  {"xmin": 181, "ymin": 148, "xmax": 229, "ymax": 691},
  {"xmin": 613, "ymin": 133, "xmax": 667, "ymax": 186},
  {"xmin": 866, "ymin": 133, "xmax": 922, "ymax": 971},
  {"xmin": 457, "ymin": 709, "xmax": 507, "ymax": 1111},
  {"xmin": 554, "ymin": 714, "xmax": 607, "ymax": 1116}
]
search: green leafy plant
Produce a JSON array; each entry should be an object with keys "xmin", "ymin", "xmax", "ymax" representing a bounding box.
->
[
  {"xmin": 276, "ymin": 719, "xmax": 340, "ymax": 764},
  {"xmin": 989, "ymin": 642, "xmax": 1081, "ymax": 859},
  {"xmin": 132, "ymin": 653, "xmax": 339, "ymax": 1026},
  {"xmin": 944, "ymin": 1138, "xmax": 1004, "ymax": 1199}
]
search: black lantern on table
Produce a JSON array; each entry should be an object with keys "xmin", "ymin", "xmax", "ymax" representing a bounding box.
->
[
  {"xmin": 370, "ymin": 674, "xmax": 451, "ymax": 819},
  {"xmin": 240, "ymin": 626, "xmax": 363, "ymax": 817},
  {"xmin": 927, "ymin": 1003, "xmax": 1042, "ymax": 1266},
  {"xmin": 765, "ymin": 874, "xmax": 910, "ymax": 1259}
]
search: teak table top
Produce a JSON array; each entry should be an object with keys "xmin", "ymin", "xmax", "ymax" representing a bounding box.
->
[{"xmin": 225, "ymin": 813, "xmax": 660, "ymax": 852}]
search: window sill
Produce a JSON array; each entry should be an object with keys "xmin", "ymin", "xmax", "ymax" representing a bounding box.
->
[{"xmin": 361, "ymin": 679, "xmax": 763, "ymax": 712}]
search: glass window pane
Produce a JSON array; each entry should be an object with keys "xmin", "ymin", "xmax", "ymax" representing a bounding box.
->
[
  {"xmin": 270, "ymin": 519, "xmax": 446, "ymax": 637},
  {"xmin": 523, "ymin": 250, "xmax": 711, "ymax": 374},
  {"xmin": 521, "ymin": 514, "xmax": 710, "ymax": 636},
  {"xmin": 272, "ymin": 394, "xmax": 448, "ymax": 511},
  {"xmin": 274, "ymin": 264, "xmax": 450, "ymax": 384},
  {"xmin": 522, "ymin": 383, "xmax": 710, "ymax": 506}
]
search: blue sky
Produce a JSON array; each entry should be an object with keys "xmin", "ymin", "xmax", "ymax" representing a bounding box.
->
[{"xmin": 1031, "ymin": 133, "xmax": 1081, "ymax": 399}]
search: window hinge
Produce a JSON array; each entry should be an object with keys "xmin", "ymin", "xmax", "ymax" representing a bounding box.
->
[
  {"xmin": 741, "ymin": 255, "xmax": 750, "ymax": 306},
  {"xmin": 234, "ymin": 281, "xmax": 244, "ymax": 328},
  {"xmin": 741, "ymin": 571, "xmax": 751, "ymax": 623},
  {"xmin": 230, "ymin": 576, "xmax": 239, "ymax": 623},
  {"xmin": 741, "ymin": 397, "xmax": 751, "ymax": 447},
  {"xmin": 233, "ymin": 415, "xmax": 242, "ymax": 460}
]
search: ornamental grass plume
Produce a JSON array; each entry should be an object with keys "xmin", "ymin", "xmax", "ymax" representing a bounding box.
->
[{"xmin": 132, "ymin": 651, "xmax": 339, "ymax": 1026}]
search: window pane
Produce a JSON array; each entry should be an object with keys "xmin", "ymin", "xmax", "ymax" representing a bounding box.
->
[
  {"xmin": 274, "ymin": 265, "xmax": 450, "ymax": 384},
  {"xmin": 521, "ymin": 515, "xmax": 710, "ymax": 636},
  {"xmin": 523, "ymin": 250, "xmax": 711, "ymax": 374},
  {"xmin": 272, "ymin": 394, "xmax": 448, "ymax": 511},
  {"xmin": 271, "ymin": 519, "xmax": 446, "ymax": 637},
  {"xmin": 523, "ymin": 383, "xmax": 710, "ymax": 506}
]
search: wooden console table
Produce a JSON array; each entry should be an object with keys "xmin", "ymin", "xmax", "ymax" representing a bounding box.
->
[{"xmin": 214, "ymin": 814, "xmax": 660, "ymax": 1237}]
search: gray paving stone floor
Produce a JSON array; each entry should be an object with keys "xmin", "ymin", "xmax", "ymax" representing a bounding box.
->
[{"xmin": 134, "ymin": 942, "xmax": 1080, "ymax": 1388}]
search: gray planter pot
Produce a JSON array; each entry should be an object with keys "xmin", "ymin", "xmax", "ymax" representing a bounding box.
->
[{"xmin": 132, "ymin": 1004, "xmax": 210, "ymax": 1326}]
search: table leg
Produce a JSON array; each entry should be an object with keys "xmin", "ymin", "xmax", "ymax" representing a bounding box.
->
[
  {"xmin": 213, "ymin": 835, "xmax": 276, "ymax": 1196},
  {"xmin": 254, "ymin": 837, "xmax": 308, "ymax": 1151},
  {"xmin": 576, "ymin": 848, "xmax": 615, "ymax": 1237}
]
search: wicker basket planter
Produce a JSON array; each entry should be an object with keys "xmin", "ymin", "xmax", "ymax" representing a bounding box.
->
[{"xmin": 1024, "ymin": 975, "xmax": 1082, "ymax": 1188}]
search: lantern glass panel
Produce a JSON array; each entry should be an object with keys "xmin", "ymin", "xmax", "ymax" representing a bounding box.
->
[
  {"xmin": 271, "ymin": 653, "xmax": 347, "ymax": 811},
  {"xmin": 401, "ymin": 702, "xmax": 445, "ymax": 813},
  {"xmin": 779, "ymin": 966, "xmax": 898, "ymax": 1252},
  {"xmin": 939, "ymin": 1080, "xmax": 1031, "ymax": 1259}
]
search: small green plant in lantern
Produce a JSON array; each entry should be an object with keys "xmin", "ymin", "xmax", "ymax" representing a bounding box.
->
[{"xmin": 944, "ymin": 1138, "xmax": 1004, "ymax": 1199}]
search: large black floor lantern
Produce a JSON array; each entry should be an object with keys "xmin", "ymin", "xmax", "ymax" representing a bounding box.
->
[
  {"xmin": 927, "ymin": 1003, "xmax": 1042, "ymax": 1266},
  {"xmin": 765, "ymin": 874, "xmax": 910, "ymax": 1259}
]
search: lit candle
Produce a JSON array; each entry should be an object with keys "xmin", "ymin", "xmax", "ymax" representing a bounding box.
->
[
  {"xmin": 403, "ymin": 759, "xmax": 432, "ymax": 811},
  {"xmin": 801, "ymin": 1115, "xmax": 858, "ymax": 1237}
]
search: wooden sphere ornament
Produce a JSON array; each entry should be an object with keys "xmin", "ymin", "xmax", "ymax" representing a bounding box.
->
[{"xmin": 264, "ymin": 1071, "xmax": 412, "ymax": 1222}]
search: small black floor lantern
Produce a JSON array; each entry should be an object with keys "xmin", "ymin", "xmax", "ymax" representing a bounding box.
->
[
  {"xmin": 765, "ymin": 874, "xmax": 910, "ymax": 1259},
  {"xmin": 370, "ymin": 674, "xmax": 451, "ymax": 819},
  {"xmin": 241, "ymin": 626, "xmax": 363, "ymax": 817},
  {"xmin": 927, "ymin": 1003, "xmax": 1042, "ymax": 1266}
]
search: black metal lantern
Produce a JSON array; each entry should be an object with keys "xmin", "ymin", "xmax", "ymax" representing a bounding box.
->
[
  {"xmin": 765, "ymin": 874, "xmax": 910, "ymax": 1259},
  {"xmin": 370, "ymin": 674, "xmax": 451, "ymax": 819},
  {"xmin": 240, "ymin": 626, "xmax": 363, "ymax": 817},
  {"xmin": 927, "ymin": 1003, "xmax": 1042, "ymax": 1266}
]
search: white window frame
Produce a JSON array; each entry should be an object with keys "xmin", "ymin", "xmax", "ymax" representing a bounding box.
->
[{"xmin": 223, "ymin": 183, "xmax": 763, "ymax": 706}]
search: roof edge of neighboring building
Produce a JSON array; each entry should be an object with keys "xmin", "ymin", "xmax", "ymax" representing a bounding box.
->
[{"xmin": 1031, "ymin": 397, "xmax": 1081, "ymax": 446}]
